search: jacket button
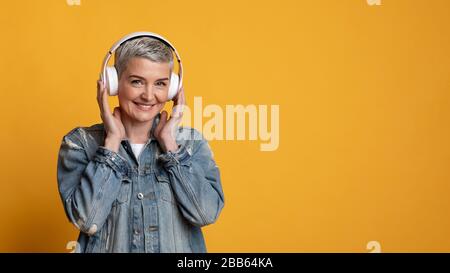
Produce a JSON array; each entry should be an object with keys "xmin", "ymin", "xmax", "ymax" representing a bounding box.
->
[{"xmin": 137, "ymin": 193, "xmax": 144, "ymax": 200}]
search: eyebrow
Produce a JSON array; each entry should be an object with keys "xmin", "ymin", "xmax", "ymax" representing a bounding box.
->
[{"xmin": 128, "ymin": 74, "xmax": 169, "ymax": 81}]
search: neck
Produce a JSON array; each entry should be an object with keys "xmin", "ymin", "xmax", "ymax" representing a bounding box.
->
[{"xmin": 121, "ymin": 112, "xmax": 154, "ymax": 144}]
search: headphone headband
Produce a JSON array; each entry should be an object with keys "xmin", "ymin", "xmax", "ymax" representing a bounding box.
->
[{"xmin": 100, "ymin": 31, "xmax": 183, "ymax": 93}]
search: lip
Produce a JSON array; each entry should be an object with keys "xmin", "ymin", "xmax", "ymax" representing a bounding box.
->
[{"xmin": 133, "ymin": 101, "xmax": 155, "ymax": 111}]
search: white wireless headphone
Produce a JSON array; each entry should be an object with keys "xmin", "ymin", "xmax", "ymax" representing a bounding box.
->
[{"xmin": 99, "ymin": 31, "xmax": 183, "ymax": 100}]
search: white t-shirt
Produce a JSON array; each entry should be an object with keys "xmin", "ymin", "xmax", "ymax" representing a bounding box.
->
[{"xmin": 130, "ymin": 143, "xmax": 145, "ymax": 159}]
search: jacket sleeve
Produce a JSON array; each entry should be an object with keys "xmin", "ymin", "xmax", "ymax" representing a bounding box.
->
[
  {"xmin": 157, "ymin": 128, "xmax": 225, "ymax": 227},
  {"xmin": 57, "ymin": 127, "xmax": 129, "ymax": 236}
]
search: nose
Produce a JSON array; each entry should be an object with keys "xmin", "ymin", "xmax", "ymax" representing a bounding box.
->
[{"xmin": 141, "ymin": 85, "xmax": 157, "ymax": 102}]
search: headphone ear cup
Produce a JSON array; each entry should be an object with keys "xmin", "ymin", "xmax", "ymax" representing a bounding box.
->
[
  {"xmin": 168, "ymin": 72, "xmax": 179, "ymax": 100},
  {"xmin": 105, "ymin": 66, "xmax": 119, "ymax": 96}
]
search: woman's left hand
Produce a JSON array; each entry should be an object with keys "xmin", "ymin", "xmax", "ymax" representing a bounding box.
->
[{"xmin": 153, "ymin": 87, "xmax": 185, "ymax": 153}]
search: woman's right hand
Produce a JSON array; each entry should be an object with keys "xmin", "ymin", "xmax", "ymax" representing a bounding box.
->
[{"xmin": 97, "ymin": 80, "xmax": 126, "ymax": 152}]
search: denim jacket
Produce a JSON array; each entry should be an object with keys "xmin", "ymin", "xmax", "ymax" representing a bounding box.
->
[{"xmin": 57, "ymin": 113, "xmax": 225, "ymax": 253}]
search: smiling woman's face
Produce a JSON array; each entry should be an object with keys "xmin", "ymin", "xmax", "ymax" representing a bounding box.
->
[{"xmin": 117, "ymin": 57, "xmax": 171, "ymax": 123}]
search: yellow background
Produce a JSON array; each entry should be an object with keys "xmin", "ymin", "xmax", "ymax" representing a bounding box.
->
[{"xmin": 0, "ymin": 0, "xmax": 449, "ymax": 252}]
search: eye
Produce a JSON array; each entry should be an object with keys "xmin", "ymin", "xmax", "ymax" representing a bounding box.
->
[
  {"xmin": 155, "ymin": 81, "xmax": 167, "ymax": 87},
  {"xmin": 131, "ymin": 79, "xmax": 144, "ymax": 86}
]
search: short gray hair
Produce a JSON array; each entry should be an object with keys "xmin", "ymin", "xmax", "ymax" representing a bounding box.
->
[{"xmin": 114, "ymin": 37, "xmax": 174, "ymax": 79}]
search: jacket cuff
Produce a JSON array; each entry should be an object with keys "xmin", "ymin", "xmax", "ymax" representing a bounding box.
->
[
  {"xmin": 94, "ymin": 146, "xmax": 129, "ymax": 177},
  {"xmin": 157, "ymin": 144, "xmax": 191, "ymax": 167}
]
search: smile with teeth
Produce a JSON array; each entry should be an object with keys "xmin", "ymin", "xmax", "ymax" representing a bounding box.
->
[{"xmin": 134, "ymin": 101, "xmax": 156, "ymax": 111}]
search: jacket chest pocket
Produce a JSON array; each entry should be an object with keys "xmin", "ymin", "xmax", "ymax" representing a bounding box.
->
[
  {"xmin": 155, "ymin": 172, "xmax": 176, "ymax": 205},
  {"xmin": 116, "ymin": 178, "xmax": 131, "ymax": 204}
]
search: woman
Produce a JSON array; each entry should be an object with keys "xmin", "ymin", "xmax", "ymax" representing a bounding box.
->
[{"xmin": 57, "ymin": 36, "xmax": 225, "ymax": 253}]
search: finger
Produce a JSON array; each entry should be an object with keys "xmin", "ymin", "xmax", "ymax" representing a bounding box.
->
[
  {"xmin": 97, "ymin": 80, "xmax": 108, "ymax": 121},
  {"xmin": 154, "ymin": 110, "xmax": 168, "ymax": 136},
  {"xmin": 172, "ymin": 88, "xmax": 185, "ymax": 118},
  {"xmin": 155, "ymin": 111, "xmax": 168, "ymax": 137},
  {"xmin": 101, "ymin": 83, "xmax": 112, "ymax": 118},
  {"xmin": 178, "ymin": 88, "xmax": 186, "ymax": 115},
  {"xmin": 173, "ymin": 87, "xmax": 185, "ymax": 106},
  {"xmin": 112, "ymin": 107, "xmax": 120, "ymax": 119},
  {"xmin": 172, "ymin": 105, "xmax": 184, "ymax": 119},
  {"xmin": 97, "ymin": 80, "xmax": 103, "ymax": 110},
  {"xmin": 167, "ymin": 107, "xmax": 184, "ymax": 131},
  {"xmin": 179, "ymin": 87, "xmax": 186, "ymax": 105}
]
